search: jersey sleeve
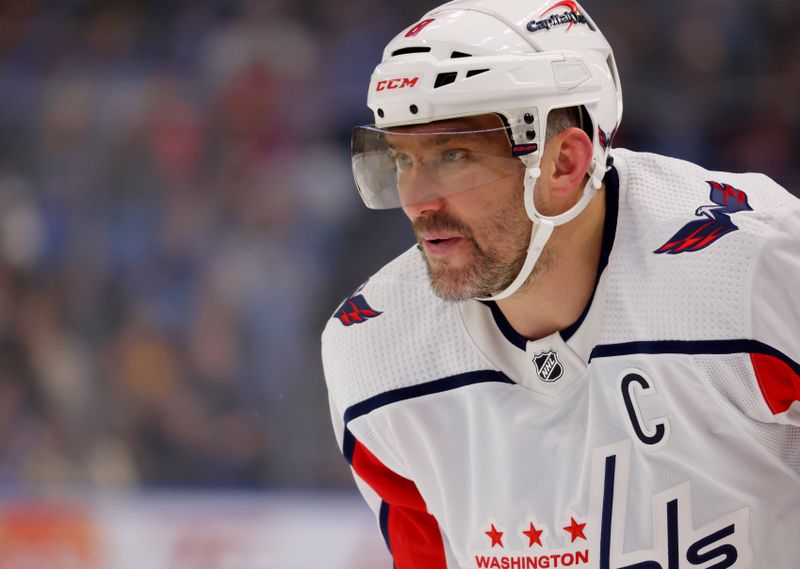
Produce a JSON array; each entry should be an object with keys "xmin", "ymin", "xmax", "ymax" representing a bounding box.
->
[
  {"xmin": 325, "ymin": 380, "xmax": 455, "ymax": 569},
  {"xmin": 322, "ymin": 284, "xmax": 458, "ymax": 569},
  {"xmin": 749, "ymin": 206, "xmax": 800, "ymax": 426}
]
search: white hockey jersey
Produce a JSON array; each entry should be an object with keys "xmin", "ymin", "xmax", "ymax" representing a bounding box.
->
[{"xmin": 322, "ymin": 149, "xmax": 800, "ymax": 569}]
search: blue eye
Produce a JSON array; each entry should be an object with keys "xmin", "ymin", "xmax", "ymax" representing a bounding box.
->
[
  {"xmin": 442, "ymin": 149, "xmax": 466, "ymax": 162},
  {"xmin": 392, "ymin": 152, "xmax": 413, "ymax": 170}
]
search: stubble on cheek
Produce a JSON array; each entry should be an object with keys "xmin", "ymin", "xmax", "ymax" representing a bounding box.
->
[{"xmin": 412, "ymin": 208, "xmax": 531, "ymax": 301}]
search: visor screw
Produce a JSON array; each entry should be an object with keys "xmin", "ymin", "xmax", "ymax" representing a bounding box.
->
[
  {"xmin": 409, "ymin": 104, "xmax": 418, "ymax": 114},
  {"xmin": 524, "ymin": 113, "xmax": 534, "ymax": 124},
  {"xmin": 526, "ymin": 129, "xmax": 536, "ymax": 140},
  {"xmin": 377, "ymin": 108, "xmax": 385, "ymax": 118}
]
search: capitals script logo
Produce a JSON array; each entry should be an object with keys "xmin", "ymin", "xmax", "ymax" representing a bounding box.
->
[
  {"xmin": 655, "ymin": 181, "xmax": 753, "ymax": 255},
  {"xmin": 470, "ymin": 441, "xmax": 751, "ymax": 568},
  {"xmin": 333, "ymin": 283, "xmax": 382, "ymax": 327},
  {"xmin": 527, "ymin": 1, "xmax": 589, "ymax": 33}
]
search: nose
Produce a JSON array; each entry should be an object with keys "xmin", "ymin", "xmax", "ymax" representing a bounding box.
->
[
  {"xmin": 402, "ymin": 194, "xmax": 446, "ymax": 220},
  {"xmin": 398, "ymin": 166, "xmax": 446, "ymax": 219}
]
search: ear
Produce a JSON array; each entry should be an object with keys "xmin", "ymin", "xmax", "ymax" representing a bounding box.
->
[{"xmin": 541, "ymin": 127, "xmax": 593, "ymax": 199}]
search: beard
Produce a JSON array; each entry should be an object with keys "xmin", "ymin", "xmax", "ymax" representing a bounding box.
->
[{"xmin": 412, "ymin": 198, "xmax": 543, "ymax": 301}]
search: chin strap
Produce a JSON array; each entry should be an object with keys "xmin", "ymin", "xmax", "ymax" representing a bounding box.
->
[{"xmin": 477, "ymin": 159, "xmax": 604, "ymax": 302}]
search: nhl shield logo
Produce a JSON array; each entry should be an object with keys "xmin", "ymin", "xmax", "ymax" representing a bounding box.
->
[{"xmin": 533, "ymin": 350, "xmax": 564, "ymax": 382}]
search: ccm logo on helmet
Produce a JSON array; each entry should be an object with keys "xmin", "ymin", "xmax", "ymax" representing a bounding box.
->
[{"xmin": 376, "ymin": 77, "xmax": 420, "ymax": 91}]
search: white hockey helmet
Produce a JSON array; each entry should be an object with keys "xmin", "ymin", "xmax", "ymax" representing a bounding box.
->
[{"xmin": 352, "ymin": 0, "xmax": 622, "ymax": 300}]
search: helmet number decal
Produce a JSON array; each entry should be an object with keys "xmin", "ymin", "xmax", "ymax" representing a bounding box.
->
[{"xmin": 405, "ymin": 19, "xmax": 435, "ymax": 37}]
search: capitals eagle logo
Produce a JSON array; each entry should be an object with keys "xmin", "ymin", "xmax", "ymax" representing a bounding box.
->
[
  {"xmin": 654, "ymin": 181, "xmax": 753, "ymax": 255},
  {"xmin": 334, "ymin": 282, "xmax": 382, "ymax": 327}
]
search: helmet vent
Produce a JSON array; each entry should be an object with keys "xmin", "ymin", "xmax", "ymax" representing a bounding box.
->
[
  {"xmin": 465, "ymin": 69, "xmax": 489, "ymax": 78},
  {"xmin": 450, "ymin": 51, "xmax": 472, "ymax": 59},
  {"xmin": 391, "ymin": 47, "xmax": 431, "ymax": 57},
  {"xmin": 433, "ymin": 72, "xmax": 458, "ymax": 89}
]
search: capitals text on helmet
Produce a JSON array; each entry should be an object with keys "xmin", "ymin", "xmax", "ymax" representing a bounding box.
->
[{"xmin": 526, "ymin": 12, "xmax": 588, "ymax": 33}]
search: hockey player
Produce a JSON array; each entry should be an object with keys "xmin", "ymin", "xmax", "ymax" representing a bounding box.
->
[{"xmin": 322, "ymin": 1, "xmax": 800, "ymax": 567}]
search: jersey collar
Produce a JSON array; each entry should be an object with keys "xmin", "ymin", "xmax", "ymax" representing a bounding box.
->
[
  {"xmin": 460, "ymin": 166, "xmax": 620, "ymax": 396},
  {"xmin": 481, "ymin": 165, "xmax": 619, "ymax": 350}
]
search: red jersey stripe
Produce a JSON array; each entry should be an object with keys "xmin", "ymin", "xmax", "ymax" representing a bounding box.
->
[
  {"xmin": 751, "ymin": 352, "xmax": 800, "ymax": 415},
  {"xmin": 351, "ymin": 439, "xmax": 447, "ymax": 569}
]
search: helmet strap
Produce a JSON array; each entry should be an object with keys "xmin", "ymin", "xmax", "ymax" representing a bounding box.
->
[{"xmin": 476, "ymin": 158, "xmax": 604, "ymax": 301}]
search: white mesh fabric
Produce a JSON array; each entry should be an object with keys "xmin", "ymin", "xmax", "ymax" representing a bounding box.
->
[
  {"xmin": 696, "ymin": 353, "xmax": 775, "ymax": 422},
  {"xmin": 599, "ymin": 150, "xmax": 784, "ymax": 345},
  {"xmin": 697, "ymin": 353, "xmax": 800, "ymax": 475},
  {"xmin": 322, "ymin": 247, "xmax": 493, "ymax": 415},
  {"xmin": 750, "ymin": 209, "xmax": 800, "ymax": 376}
]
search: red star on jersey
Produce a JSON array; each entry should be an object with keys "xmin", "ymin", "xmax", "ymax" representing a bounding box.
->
[
  {"xmin": 563, "ymin": 517, "xmax": 587, "ymax": 542},
  {"xmin": 522, "ymin": 523, "xmax": 544, "ymax": 547},
  {"xmin": 485, "ymin": 524, "xmax": 504, "ymax": 548}
]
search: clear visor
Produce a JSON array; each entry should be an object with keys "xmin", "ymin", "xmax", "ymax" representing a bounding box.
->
[{"xmin": 351, "ymin": 119, "xmax": 525, "ymax": 209}]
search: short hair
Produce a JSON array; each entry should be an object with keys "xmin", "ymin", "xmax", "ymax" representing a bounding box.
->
[{"xmin": 545, "ymin": 106, "xmax": 583, "ymax": 143}]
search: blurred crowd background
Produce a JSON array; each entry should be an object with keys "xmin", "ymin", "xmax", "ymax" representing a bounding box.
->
[{"xmin": 0, "ymin": 0, "xmax": 797, "ymax": 493}]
